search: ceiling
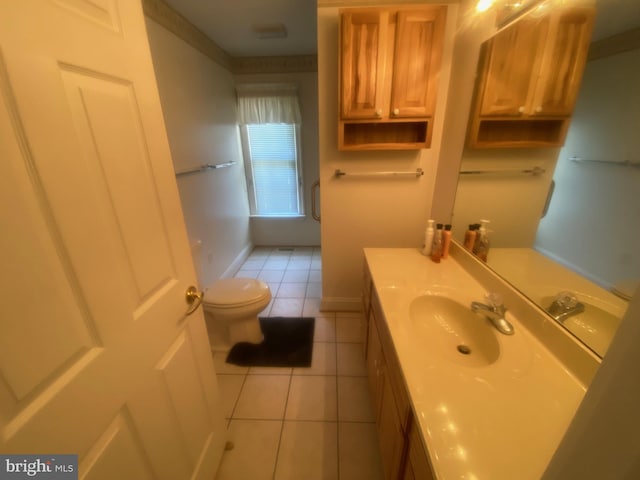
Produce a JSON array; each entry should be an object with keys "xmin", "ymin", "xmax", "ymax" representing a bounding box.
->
[
  {"xmin": 163, "ymin": 0, "xmax": 640, "ymax": 58},
  {"xmin": 164, "ymin": 0, "xmax": 317, "ymax": 57}
]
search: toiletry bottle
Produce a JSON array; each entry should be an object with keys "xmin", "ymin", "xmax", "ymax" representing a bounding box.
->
[
  {"xmin": 463, "ymin": 224, "xmax": 476, "ymax": 251},
  {"xmin": 422, "ymin": 219, "xmax": 435, "ymax": 256},
  {"xmin": 431, "ymin": 223, "xmax": 443, "ymax": 263},
  {"xmin": 442, "ymin": 224, "xmax": 452, "ymax": 259},
  {"xmin": 473, "ymin": 219, "xmax": 491, "ymax": 262}
]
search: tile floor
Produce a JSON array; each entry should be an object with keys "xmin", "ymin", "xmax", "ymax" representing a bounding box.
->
[{"xmin": 213, "ymin": 247, "xmax": 384, "ymax": 480}]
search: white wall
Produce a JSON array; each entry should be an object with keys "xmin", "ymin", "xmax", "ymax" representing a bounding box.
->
[
  {"xmin": 535, "ymin": 48, "xmax": 640, "ymax": 289},
  {"xmin": 145, "ymin": 19, "xmax": 252, "ymax": 286},
  {"xmin": 234, "ymin": 72, "xmax": 321, "ymax": 247},
  {"xmin": 542, "ymin": 285, "xmax": 640, "ymax": 479},
  {"xmin": 317, "ymin": 3, "xmax": 458, "ymax": 310}
]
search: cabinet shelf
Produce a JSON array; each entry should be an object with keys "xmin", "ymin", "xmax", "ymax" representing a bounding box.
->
[
  {"xmin": 340, "ymin": 120, "xmax": 430, "ymax": 151},
  {"xmin": 470, "ymin": 118, "xmax": 569, "ymax": 148}
]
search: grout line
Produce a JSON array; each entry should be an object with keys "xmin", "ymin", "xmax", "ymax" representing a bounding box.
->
[{"xmin": 270, "ymin": 369, "xmax": 293, "ymax": 479}]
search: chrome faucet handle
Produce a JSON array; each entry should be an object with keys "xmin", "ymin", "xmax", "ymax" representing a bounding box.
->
[{"xmin": 485, "ymin": 293, "xmax": 505, "ymax": 312}]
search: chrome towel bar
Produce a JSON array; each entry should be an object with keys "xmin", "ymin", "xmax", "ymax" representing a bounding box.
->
[
  {"xmin": 175, "ymin": 161, "xmax": 236, "ymax": 177},
  {"xmin": 334, "ymin": 168, "xmax": 424, "ymax": 178},
  {"xmin": 459, "ymin": 166, "xmax": 546, "ymax": 176},
  {"xmin": 569, "ymin": 156, "xmax": 639, "ymax": 167}
]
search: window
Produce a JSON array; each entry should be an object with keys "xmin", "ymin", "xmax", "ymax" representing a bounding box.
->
[
  {"xmin": 237, "ymin": 84, "xmax": 304, "ymax": 217},
  {"xmin": 242, "ymin": 123, "xmax": 302, "ymax": 216}
]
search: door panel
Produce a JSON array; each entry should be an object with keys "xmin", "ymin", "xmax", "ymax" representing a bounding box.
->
[{"xmin": 0, "ymin": 1, "xmax": 226, "ymax": 478}]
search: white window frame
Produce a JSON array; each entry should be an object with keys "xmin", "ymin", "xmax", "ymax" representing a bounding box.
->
[{"xmin": 239, "ymin": 123, "xmax": 305, "ymax": 218}]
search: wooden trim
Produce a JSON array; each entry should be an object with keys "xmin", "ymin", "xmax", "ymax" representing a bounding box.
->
[
  {"xmin": 588, "ymin": 27, "xmax": 640, "ymax": 61},
  {"xmin": 142, "ymin": 0, "xmax": 232, "ymax": 69},
  {"xmin": 231, "ymin": 55, "xmax": 317, "ymax": 74},
  {"xmin": 142, "ymin": 0, "xmax": 317, "ymax": 74}
]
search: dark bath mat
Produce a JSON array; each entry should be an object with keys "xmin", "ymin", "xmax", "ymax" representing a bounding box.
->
[{"xmin": 225, "ymin": 317, "xmax": 315, "ymax": 367}]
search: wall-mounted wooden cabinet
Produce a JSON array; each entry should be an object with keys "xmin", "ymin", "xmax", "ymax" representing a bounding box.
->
[
  {"xmin": 467, "ymin": 6, "xmax": 595, "ymax": 148},
  {"xmin": 339, "ymin": 6, "xmax": 446, "ymax": 150}
]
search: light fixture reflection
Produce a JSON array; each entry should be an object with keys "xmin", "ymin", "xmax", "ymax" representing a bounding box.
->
[{"xmin": 476, "ymin": 0, "xmax": 494, "ymax": 12}]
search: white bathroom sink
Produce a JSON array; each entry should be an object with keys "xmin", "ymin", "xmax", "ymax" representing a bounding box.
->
[{"xmin": 409, "ymin": 295, "xmax": 500, "ymax": 367}]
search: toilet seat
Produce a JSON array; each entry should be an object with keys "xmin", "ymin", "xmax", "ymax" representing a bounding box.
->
[{"xmin": 203, "ymin": 278, "xmax": 270, "ymax": 308}]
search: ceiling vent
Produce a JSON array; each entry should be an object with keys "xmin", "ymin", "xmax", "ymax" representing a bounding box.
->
[{"xmin": 252, "ymin": 23, "xmax": 288, "ymax": 40}]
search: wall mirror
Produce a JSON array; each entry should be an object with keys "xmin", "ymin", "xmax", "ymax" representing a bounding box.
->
[{"xmin": 452, "ymin": 0, "xmax": 640, "ymax": 358}]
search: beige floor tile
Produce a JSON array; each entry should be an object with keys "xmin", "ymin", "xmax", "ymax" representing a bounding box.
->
[
  {"xmin": 285, "ymin": 376, "xmax": 337, "ymax": 421},
  {"xmin": 287, "ymin": 258, "xmax": 311, "ymax": 270},
  {"xmin": 270, "ymin": 298, "xmax": 304, "ymax": 317},
  {"xmin": 234, "ymin": 375, "xmax": 291, "ymax": 420},
  {"xmin": 258, "ymin": 269, "xmax": 286, "ymax": 283},
  {"xmin": 216, "ymin": 374, "xmax": 245, "ymax": 419},
  {"xmin": 293, "ymin": 342, "xmax": 336, "ymax": 376},
  {"xmin": 235, "ymin": 269, "xmax": 260, "ymax": 279},
  {"xmin": 248, "ymin": 365, "xmax": 292, "ymax": 375},
  {"xmin": 303, "ymin": 297, "xmax": 322, "ymax": 316},
  {"xmin": 336, "ymin": 315, "xmax": 365, "ymax": 343},
  {"xmin": 274, "ymin": 421, "xmax": 338, "ymax": 480},
  {"xmin": 215, "ymin": 419, "xmax": 282, "ymax": 480},
  {"xmin": 338, "ymin": 422, "xmax": 384, "ymax": 480},
  {"xmin": 213, "ymin": 352, "xmax": 249, "ymax": 375},
  {"xmin": 314, "ymin": 315, "xmax": 336, "ymax": 342},
  {"xmin": 277, "ymin": 282, "xmax": 307, "ymax": 298},
  {"xmin": 282, "ymin": 269, "xmax": 309, "ymax": 282},
  {"xmin": 336, "ymin": 343, "xmax": 367, "ymax": 376},
  {"xmin": 308, "ymin": 269, "xmax": 322, "ymax": 282},
  {"xmin": 337, "ymin": 376, "xmax": 375, "ymax": 422},
  {"xmin": 306, "ymin": 282, "xmax": 322, "ymax": 298}
]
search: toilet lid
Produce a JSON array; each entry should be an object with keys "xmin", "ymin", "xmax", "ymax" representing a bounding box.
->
[{"xmin": 203, "ymin": 278, "xmax": 270, "ymax": 307}]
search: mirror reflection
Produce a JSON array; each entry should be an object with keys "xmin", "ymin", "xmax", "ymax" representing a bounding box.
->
[{"xmin": 452, "ymin": 0, "xmax": 640, "ymax": 358}]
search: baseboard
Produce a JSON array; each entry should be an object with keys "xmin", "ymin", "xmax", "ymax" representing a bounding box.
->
[
  {"xmin": 220, "ymin": 242, "xmax": 254, "ymax": 279},
  {"xmin": 320, "ymin": 297, "xmax": 362, "ymax": 313}
]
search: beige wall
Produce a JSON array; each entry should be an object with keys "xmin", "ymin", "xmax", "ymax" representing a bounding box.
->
[
  {"xmin": 234, "ymin": 72, "xmax": 321, "ymax": 246},
  {"xmin": 535, "ymin": 48, "xmax": 640, "ymax": 288},
  {"xmin": 317, "ymin": 3, "xmax": 459, "ymax": 310},
  {"xmin": 145, "ymin": 18, "xmax": 252, "ymax": 287}
]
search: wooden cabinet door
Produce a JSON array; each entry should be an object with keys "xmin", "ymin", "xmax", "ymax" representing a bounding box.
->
[
  {"xmin": 479, "ymin": 17, "xmax": 547, "ymax": 116},
  {"xmin": 366, "ymin": 310, "xmax": 385, "ymax": 418},
  {"xmin": 529, "ymin": 7, "xmax": 595, "ymax": 116},
  {"xmin": 341, "ymin": 10, "xmax": 389, "ymax": 119},
  {"xmin": 390, "ymin": 7, "xmax": 446, "ymax": 118},
  {"xmin": 378, "ymin": 376, "xmax": 406, "ymax": 480}
]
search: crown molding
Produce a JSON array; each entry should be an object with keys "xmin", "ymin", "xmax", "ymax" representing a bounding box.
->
[
  {"xmin": 588, "ymin": 27, "xmax": 640, "ymax": 61},
  {"xmin": 231, "ymin": 55, "xmax": 318, "ymax": 74},
  {"xmin": 143, "ymin": 0, "xmax": 317, "ymax": 74},
  {"xmin": 142, "ymin": 0, "xmax": 232, "ymax": 70}
]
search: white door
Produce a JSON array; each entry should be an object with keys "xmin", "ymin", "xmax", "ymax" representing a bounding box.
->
[{"xmin": 0, "ymin": 1, "xmax": 226, "ymax": 479}]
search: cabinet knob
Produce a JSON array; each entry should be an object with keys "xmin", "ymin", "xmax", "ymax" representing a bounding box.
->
[
  {"xmin": 392, "ymin": 108, "xmax": 400, "ymax": 116},
  {"xmin": 375, "ymin": 109, "xmax": 383, "ymax": 118},
  {"xmin": 518, "ymin": 106, "xmax": 525, "ymax": 114},
  {"xmin": 535, "ymin": 106, "xmax": 543, "ymax": 113}
]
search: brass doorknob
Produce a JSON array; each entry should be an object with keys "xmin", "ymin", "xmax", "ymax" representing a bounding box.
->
[{"xmin": 185, "ymin": 286, "xmax": 203, "ymax": 315}]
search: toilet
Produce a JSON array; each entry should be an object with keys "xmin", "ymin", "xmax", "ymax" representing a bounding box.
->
[{"xmin": 201, "ymin": 277, "xmax": 272, "ymax": 352}]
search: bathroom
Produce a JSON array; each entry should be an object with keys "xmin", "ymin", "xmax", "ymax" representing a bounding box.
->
[
  {"xmin": 0, "ymin": 0, "xmax": 638, "ymax": 478},
  {"xmin": 147, "ymin": 0, "xmax": 640, "ymax": 476}
]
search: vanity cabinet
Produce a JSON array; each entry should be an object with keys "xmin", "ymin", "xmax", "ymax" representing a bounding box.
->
[
  {"xmin": 339, "ymin": 6, "xmax": 446, "ymax": 150},
  {"xmin": 467, "ymin": 6, "xmax": 595, "ymax": 148},
  {"xmin": 363, "ymin": 265, "xmax": 435, "ymax": 480}
]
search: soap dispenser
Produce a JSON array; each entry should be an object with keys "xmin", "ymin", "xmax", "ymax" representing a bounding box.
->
[
  {"xmin": 473, "ymin": 219, "xmax": 491, "ymax": 262},
  {"xmin": 422, "ymin": 219, "xmax": 435, "ymax": 256}
]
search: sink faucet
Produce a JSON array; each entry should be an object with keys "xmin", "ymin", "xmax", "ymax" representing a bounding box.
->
[
  {"xmin": 546, "ymin": 291, "xmax": 585, "ymax": 323},
  {"xmin": 471, "ymin": 293, "xmax": 514, "ymax": 335}
]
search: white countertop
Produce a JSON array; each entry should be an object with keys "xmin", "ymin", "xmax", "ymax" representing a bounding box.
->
[{"xmin": 364, "ymin": 248, "xmax": 587, "ymax": 480}]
